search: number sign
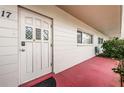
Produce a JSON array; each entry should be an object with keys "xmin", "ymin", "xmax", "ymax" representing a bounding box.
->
[{"xmin": 1, "ymin": 10, "xmax": 12, "ymax": 18}]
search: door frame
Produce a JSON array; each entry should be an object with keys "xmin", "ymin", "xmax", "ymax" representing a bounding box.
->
[{"xmin": 18, "ymin": 6, "xmax": 54, "ymax": 85}]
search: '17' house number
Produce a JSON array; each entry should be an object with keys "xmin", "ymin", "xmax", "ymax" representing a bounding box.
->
[{"xmin": 1, "ymin": 10, "xmax": 12, "ymax": 18}]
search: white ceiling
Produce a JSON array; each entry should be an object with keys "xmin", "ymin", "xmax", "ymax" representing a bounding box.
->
[{"xmin": 57, "ymin": 5, "xmax": 121, "ymax": 38}]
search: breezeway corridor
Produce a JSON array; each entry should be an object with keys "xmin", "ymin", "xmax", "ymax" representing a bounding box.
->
[{"xmin": 0, "ymin": 5, "xmax": 121, "ymax": 87}]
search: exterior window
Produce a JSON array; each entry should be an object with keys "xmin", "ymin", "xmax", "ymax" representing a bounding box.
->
[
  {"xmin": 25, "ymin": 26, "xmax": 33, "ymax": 40},
  {"xmin": 36, "ymin": 28, "xmax": 41, "ymax": 40},
  {"xmin": 43, "ymin": 30, "xmax": 49, "ymax": 40},
  {"xmin": 82, "ymin": 33, "xmax": 93, "ymax": 44},
  {"xmin": 98, "ymin": 37, "xmax": 103, "ymax": 44},
  {"xmin": 77, "ymin": 31, "xmax": 82, "ymax": 43},
  {"xmin": 77, "ymin": 30, "xmax": 93, "ymax": 44}
]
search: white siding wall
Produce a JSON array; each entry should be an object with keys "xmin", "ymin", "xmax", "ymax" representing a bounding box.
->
[
  {"xmin": 0, "ymin": 5, "xmax": 109, "ymax": 86},
  {"xmin": 0, "ymin": 5, "xmax": 18, "ymax": 86},
  {"xmin": 22, "ymin": 5, "xmax": 109, "ymax": 73}
]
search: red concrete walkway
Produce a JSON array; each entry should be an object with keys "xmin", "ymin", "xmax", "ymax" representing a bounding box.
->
[{"xmin": 54, "ymin": 57, "xmax": 120, "ymax": 87}]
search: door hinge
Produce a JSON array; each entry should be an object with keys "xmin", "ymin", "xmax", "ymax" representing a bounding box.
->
[
  {"xmin": 51, "ymin": 24, "xmax": 52, "ymax": 28},
  {"xmin": 51, "ymin": 62, "xmax": 53, "ymax": 67},
  {"xmin": 51, "ymin": 43, "xmax": 53, "ymax": 47}
]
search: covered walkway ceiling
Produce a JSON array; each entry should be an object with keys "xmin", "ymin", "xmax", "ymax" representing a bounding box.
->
[{"xmin": 57, "ymin": 5, "xmax": 121, "ymax": 38}]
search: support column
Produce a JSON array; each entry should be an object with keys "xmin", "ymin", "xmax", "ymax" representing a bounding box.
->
[{"xmin": 121, "ymin": 6, "xmax": 124, "ymax": 38}]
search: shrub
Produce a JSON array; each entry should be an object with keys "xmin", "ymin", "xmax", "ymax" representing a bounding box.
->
[
  {"xmin": 101, "ymin": 37, "xmax": 124, "ymax": 86},
  {"xmin": 102, "ymin": 37, "xmax": 124, "ymax": 60}
]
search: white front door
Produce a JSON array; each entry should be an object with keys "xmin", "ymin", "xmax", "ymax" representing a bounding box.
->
[{"xmin": 19, "ymin": 8, "xmax": 53, "ymax": 84}]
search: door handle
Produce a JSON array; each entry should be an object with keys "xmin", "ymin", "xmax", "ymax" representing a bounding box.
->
[{"xmin": 20, "ymin": 49, "xmax": 25, "ymax": 52}]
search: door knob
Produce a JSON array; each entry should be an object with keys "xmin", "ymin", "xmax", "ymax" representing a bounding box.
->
[{"xmin": 20, "ymin": 49, "xmax": 25, "ymax": 52}]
